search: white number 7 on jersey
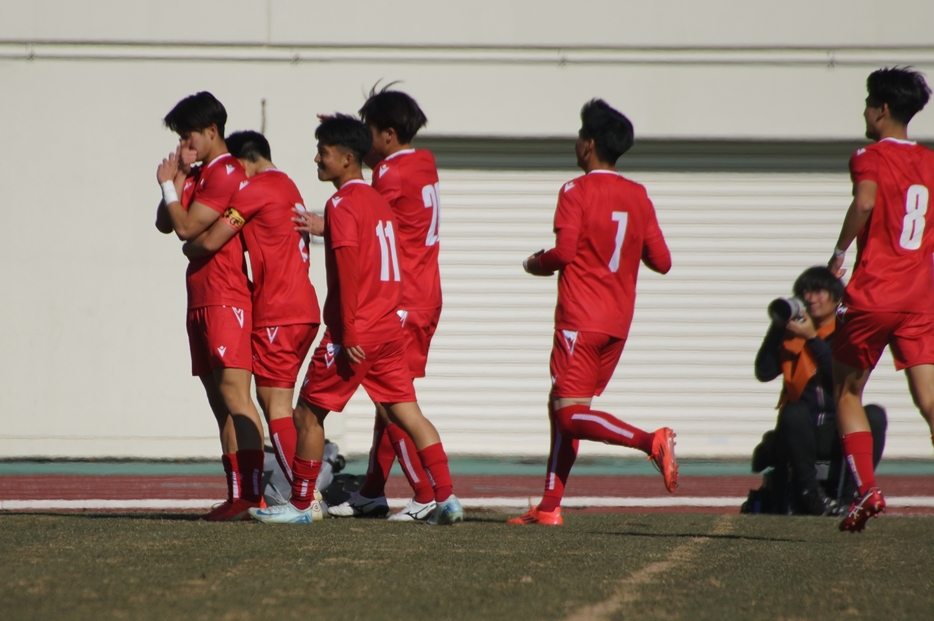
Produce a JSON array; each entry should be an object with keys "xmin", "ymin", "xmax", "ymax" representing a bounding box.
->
[
  {"xmin": 608, "ymin": 211, "xmax": 629, "ymax": 272},
  {"xmin": 376, "ymin": 220, "xmax": 401, "ymax": 282}
]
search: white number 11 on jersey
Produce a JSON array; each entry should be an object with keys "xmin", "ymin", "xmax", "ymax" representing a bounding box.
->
[
  {"xmin": 376, "ymin": 220, "xmax": 401, "ymax": 282},
  {"xmin": 608, "ymin": 211, "xmax": 629, "ymax": 272}
]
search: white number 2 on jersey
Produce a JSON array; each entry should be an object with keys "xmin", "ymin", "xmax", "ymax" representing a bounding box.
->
[
  {"xmin": 376, "ymin": 220, "xmax": 401, "ymax": 282},
  {"xmin": 422, "ymin": 182, "xmax": 440, "ymax": 246},
  {"xmin": 608, "ymin": 211, "xmax": 629, "ymax": 272},
  {"xmin": 899, "ymin": 185, "xmax": 929, "ymax": 251}
]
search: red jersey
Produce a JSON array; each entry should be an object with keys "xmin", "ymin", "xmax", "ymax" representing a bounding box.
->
[
  {"xmin": 182, "ymin": 153, "xmax": 251, "ymax": 310},
  {"xmin": 226, "ymin": 169, "xmax": 320, "ymax": 327},
  {"xmin": 548, "ymin": 170, "xmax": 671, "ymax": 340},
  {"xmin": 846, "ymin": 138, "xmax": 934, "ymax": 314},
  {"xmin": 323, "ymin": 180, "xmax": 404, "ymax": 346},
  {"xmin": 371, "ymin": 149, "xmax": 442, "ymax": 311}
]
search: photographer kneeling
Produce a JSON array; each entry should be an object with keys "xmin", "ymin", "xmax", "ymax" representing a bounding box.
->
[{"xmin": 752, "ymin": 266, "xmax": 887, "ymax": 515}]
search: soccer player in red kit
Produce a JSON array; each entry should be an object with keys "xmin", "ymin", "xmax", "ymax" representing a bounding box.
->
[
  {"xmin": 154, "ymin": 92, "xmax": 266, "ymax": 520},
  {"xmin": 509, "ymin": 99, "xmax": 678, "ymax": 526},
  {"xmin": 327, "ymin": 86, "xmax": 441, "ymax": 521},
  {"xmin": 250, "ymin": 115, "xmax": 462, "ymax": 525},
  {"xmin": 828, "ymin": 68, "xmax": 934, "ymax": 533},
  {"xmin": 181, "ymin": 131, "xmax": 322, "ymax": 506}
]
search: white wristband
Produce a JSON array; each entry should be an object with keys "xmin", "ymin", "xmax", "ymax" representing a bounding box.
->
[
  {"xmin": 833, "ymin": 246, "xmax": 846, "ymax": 259},
  {"xmin": 161, "ymin": 180, "xmax": 179, "ymax": 206}
]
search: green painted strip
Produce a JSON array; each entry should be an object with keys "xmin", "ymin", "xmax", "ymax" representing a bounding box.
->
[{"xmin": 2, "ymin": 457, "xmax": 929, "ymax": 477}]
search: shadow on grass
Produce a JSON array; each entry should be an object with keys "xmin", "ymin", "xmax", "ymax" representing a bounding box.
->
[{"xmin": 594, "ymin": 530, "xmax": 805, "ymax": 543}]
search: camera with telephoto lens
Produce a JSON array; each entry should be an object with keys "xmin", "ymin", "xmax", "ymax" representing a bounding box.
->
[{"xmin": 768, "ymin": 297, "xmax": 807, "ymax": 323}]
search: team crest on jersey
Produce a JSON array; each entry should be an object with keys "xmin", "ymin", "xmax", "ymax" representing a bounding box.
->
[
  {"xmin": 226, "ymin": 164, "xmax": 235, "ymax": 175},
  {"xmin": 561, "ymin": 330, "xmax": 579, "ymax": 355},
  {"xmin": 231, "ymin": 307, "xmax": 245, "ymax": 328},
  {"xmin": 331, "ymin": 196, "xmax": 343, "ymax": 207},
  {"xmin": 239, "ymin": 181, "xmax": 249, "ymax": 190},
  {"xmin": 563, "ymin": 181, "xmax": 576, "ymax": 193},
  {"xmin": 324, "ymin": 343, "xmax": 342, "ymax": 369},
  {"xmin": 397, "ymin": 309, "xmax": 409, "ymax": 327},
  {"xmin": 266, "ymin": 327, "xmax": 279, "ymax": 344},
  {"xmin": 217, "ymin": 345, "xmax": 227, "ymax": 357},
  {"xmin": 379, "ymin": 164, "xmax": 389, "ymax": 178},
  {"xmin": 184, "ymin": 180, "xmax": 194, "ymax": 191}
]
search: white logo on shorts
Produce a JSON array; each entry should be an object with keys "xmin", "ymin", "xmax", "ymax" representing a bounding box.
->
[
  {"xmin": 266, "ymin": 326, "xmax": 279, "ymax": 344},
  {"xmin": 397, "ymin": 309, "xmax": 408, "ymax": 327},
  {"xmin": 562, "ymin": 330, "xmax": 579, "ymax": 355},
  {"xmin": 231, "ymin": 307, "xmax": 245, "ymax": 328},
  {"xmin": 324, "ymin": 343, "xmax": 342, "ymax": 369},
  {"xmin": 217, "ymin": 346, "xmax": 227, "ymax": 357}
]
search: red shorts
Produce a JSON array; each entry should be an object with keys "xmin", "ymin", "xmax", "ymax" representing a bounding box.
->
[
  {"xmin": 833, "ymin": 309, "xmax": 934, "ymax": 371},
  {"xmin": 400, "ymin": 306, "xmax": 441, "ymax": 378},
  {"xmin": 187, "ymin": 306, "xmax": 252, "ymax": 376},
  {"xmin": 550, "ymin": 330, "xmax": 626, "ymax": 398},
  {"xmin": 252, "ymin": 323, "xmax": 319, "ymax": 389},
  {"xmin": 299, "ymin": 331, "xmax": 417, "ymax": 412}
]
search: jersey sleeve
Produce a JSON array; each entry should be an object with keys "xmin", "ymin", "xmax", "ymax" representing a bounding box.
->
[
  {"xmin": 849, "ymin": 147, "xmax": 880, "ymax": 185},
  {"xmin": 326, "ymin": 197, "xmax": 359, "ymax": 250},
  {"xmin": 553, "ymin": 181, "xmax": 584, "ymax": 234},
  {"xmin": 641, "ymin": 195, "xmax": 672, "ymax": 274},
  {"xmin": 373, "ymin": 164, "xmax": 403, "ymax": 206},
  {"xmin": 225, "ymin": 183, "xmax": 262, "ymax": 225},
  {"xmin": 195, "ymin": 165, "xmax": 246, "ymax": 213}
]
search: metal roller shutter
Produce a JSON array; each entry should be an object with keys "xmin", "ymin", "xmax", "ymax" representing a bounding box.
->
[{"xmin": 333, "ymin": 170, "xmax": 931, "ymax": 458}]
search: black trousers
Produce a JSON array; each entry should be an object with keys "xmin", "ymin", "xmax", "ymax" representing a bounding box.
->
[{"xmin": 775, "ymin": 402, "xmax": 887, "ymax": 500}]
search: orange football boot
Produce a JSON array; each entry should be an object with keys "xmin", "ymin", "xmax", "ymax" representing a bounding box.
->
[{"xmin": 507, "ymin": 507, "xmax": 563, "ymax": 526}]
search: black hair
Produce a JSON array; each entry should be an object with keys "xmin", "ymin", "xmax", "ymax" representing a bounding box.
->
[
  {"xmin": 315, "ymin": 114, "xmax": 373, "ymax": 165},
  {"xmin": 866, "ymin": 67, "xmax": 931, "ymax": 125},
  {"xmin": 226, "ymin": 130, "xmax": 271, "ymax": 162},
  {"xmin": 358, "ymin": 82, "xmax": 428, "ymax": 144},
  {"xmin": 579, "ymin": 99, "xmax": 634, "ymax": 164},
  {"xmin": 163, "ymin": 91, "xmax": 227, "ymax": 136},
  {"xmin": 793, "ymin": 266, "xmax": 844, "ymax": 301}
]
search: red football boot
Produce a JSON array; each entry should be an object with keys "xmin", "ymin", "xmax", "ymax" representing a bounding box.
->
[
  {"xmin": 507, "ymin": 507, "xmax": 563, "ymax": 526},
  {"xmin": 203, "ymin": 498, "xmax": 261, "ymax": 522},
  {"xmin": 839, "ymin": 487, "xmax": 886, "ymax": 533},
  {"xmin": 649, "ymin": 427, "xmax": 679, "ymax": 493}
]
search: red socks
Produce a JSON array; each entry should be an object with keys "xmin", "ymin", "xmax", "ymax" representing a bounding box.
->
[
  {"xmin": 842, "ymin": 431, "xmax": 876, "ymax": 495},
  {"xmin": 359, "ymin": 416, "xmax": 395, "ymax": 499},
  {"xmin": 236, "ymin": 449, "xmax": 265, "ymax": 504},
  {"xmin": 417, "ymin": 443, "xmax": 453, "ymax": 502},
  {"xmin": 269, "ymin": 417, "xmax": 298, "ymax": 484},
  {"xmin": 290, "ymin": 457, "xmax": 322, "ymax": 510},
  {"xmin": 554, "ymin": 405, "xmax": 654, "ymax": 454},
  {"xmin": 221, "ymin": 453, "xmax": 240, "ymax": 502},
  {"xmin": 387, "ymin": 423, "xmax": 435, "ymax": 503},
  {"xmin": 539, "ymin": 405, "xmax": 580, "ymax": 513}
]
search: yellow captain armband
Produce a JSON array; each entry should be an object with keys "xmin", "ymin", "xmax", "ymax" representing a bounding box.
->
[{"xmin": 222, "ymin": 207, "xmax": 245, "ymax": 230}]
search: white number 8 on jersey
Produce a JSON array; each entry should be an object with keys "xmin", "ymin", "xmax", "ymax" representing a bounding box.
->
[{"xmin": 900, "ymin": 184, "xmax": 929, "ymax": 251}]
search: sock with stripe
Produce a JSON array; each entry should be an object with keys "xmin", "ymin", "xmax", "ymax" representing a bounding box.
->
[
  {"xmin": 538, "ymin": 404, "xmax": 579, "ymax": 513},
  {"xmin": 236, "ymin": 449, "xmax": 265, "ymax": 503},
  {"xmin": 359, "ymin": 416, "xmax": 395, "ymax": 499},
  {"xmin": 554, "ymin": 404, "xmax": 654, "ymax": 454},
  {"xmin": 417, "ymin": 442, "xmax": 453, "ymax": 503},
  {"xmin": 386, "ymin": 423, "xmax": 435, "ymax": 504},
  {"xmin": 221, "ymin": 453, "xmax": 240, "ymax": 502},
  {"xmin": 841, "ymin": 431, "xmax": 876, "ymax": 496},
  {"xmin": 290, "ymin": 457, "xmax": 322, "ymax": 511},
  {"xmin": 268, "ymin": 417, "xmax": 297, "ymax": 484}
]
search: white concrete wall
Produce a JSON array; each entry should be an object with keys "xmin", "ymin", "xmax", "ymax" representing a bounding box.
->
[{"xmin": 1, "ymin": 1, "xmax": 933, "ymax": 458}]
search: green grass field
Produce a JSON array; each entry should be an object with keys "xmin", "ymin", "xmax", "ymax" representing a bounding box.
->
[{"xmin": 1, "ymin": 511, "xmax": 932, "ymax": 621}]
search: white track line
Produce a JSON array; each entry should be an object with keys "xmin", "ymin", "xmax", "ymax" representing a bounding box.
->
[{"xmin": 3, "ymin": 496, "xmax": 934, "ymax": 511}]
